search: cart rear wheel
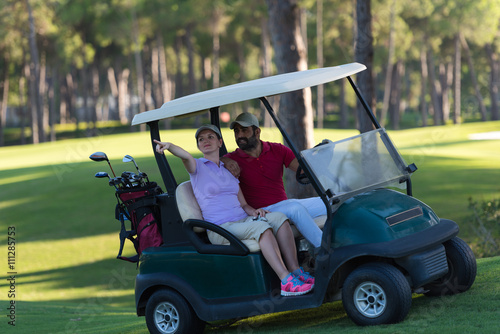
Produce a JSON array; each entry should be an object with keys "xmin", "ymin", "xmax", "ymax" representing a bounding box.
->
[
  {"xmin": 145, "ymin": 289, "xmax": 205, "ymax": 334},
  {"xmin": 424, "ymin": 237, "xmax": 477, "ymax": 296},
  {"xmin": 342, "ymin": 263, "xmax": 411, "ymax": 326}
]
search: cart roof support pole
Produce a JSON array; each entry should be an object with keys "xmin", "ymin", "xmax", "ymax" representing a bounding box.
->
[
  {"xmin": 347, "ymin": 76, "xmax": 381, "ymax": 129},
  {"xmin": 209, "ymin": 107, "xmax": 228, "ymax": 157},
  {"xmin": 148, "ymin": 121, "xmax": 177, "ymax": 194}
]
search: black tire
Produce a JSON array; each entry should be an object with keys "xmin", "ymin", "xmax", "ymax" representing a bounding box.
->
[
  {"xmin": 424, "ymin": 237, "xmax": 477, "ymax": 297},
  {"xmin": 145, "ymin": 289, "xmax": 205, "ymax": 334},
  {"xmin": 342, "ymin": 263, "xmax": 412, "ymax": 326}
]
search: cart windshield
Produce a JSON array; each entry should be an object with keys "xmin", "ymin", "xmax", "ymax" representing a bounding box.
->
[{"xmin": 301, "ymin": 128, "xmax": 409, "ymax": 204}]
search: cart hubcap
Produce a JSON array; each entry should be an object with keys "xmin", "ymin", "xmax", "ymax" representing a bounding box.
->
[
  {"xmin": 354, "ymin": 281, "xmax": 386, "ymax": 318},
  {"xmin": 154, "ymin": 302, "xmax": 179, "ymax": 334}
]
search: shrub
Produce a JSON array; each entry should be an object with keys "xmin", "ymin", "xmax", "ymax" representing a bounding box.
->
[{"xmin": 468, "ymin": 198, "xmax": 500, "ymax": 258}]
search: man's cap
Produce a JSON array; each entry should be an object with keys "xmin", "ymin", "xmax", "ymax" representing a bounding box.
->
[
  {"xmin": 230, "ymin": 113, "xmax": 260, "ymax": 129},
  {"xmin": 195, "ymin": 124, "xmax": 222, "ymax": 139}
]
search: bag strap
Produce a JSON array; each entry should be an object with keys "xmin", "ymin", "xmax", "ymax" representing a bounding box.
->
[
  {"xmin": 115, "ymin": 204, "xmax": 139, "ymax": 263},
  {"xmin": 125, "ymin": 196, "xmax": 157, "ymax": 212}
]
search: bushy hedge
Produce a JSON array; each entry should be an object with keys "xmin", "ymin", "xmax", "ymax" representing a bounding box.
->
[{"xmin": 468, "ymin": 198, "xmax": 500, "ymax": 258}]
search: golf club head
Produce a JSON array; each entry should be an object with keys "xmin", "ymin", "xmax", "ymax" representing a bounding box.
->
[
  {"xmin": 90, "ymin": 151, "xmax": 116, "ymax": 177},
  {"xmin": 121, "ymin": 171, "xmax": 135, "ymax": 179},
  {"xmin": 95, "ymin": 172, "xmax": 109, "ymax": 179},
  {"xmin": 109, "ymin": 177, "xmax": 124, "ymax": 188},
  {"xmin": 130, "ymin": 174, "xmax": 143, "ymax": 183},
  {"xmin": 122, "ymin": 155, "xmax": 134, "ymax": 163},
  {"xmin": 89, "ymin": 152, "xmax": 109, "ymax": 162},
  {"xmin": 123, "ymin": 154, "xmax": 140, "ymax": 171}
]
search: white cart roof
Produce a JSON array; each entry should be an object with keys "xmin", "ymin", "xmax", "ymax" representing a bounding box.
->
[{"xmin": 131, "ymin": 62, "xmax": 366, "ymax": 125}]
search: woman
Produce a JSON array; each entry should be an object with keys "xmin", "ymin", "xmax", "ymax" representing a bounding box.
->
[{"xmin": 154, "ymin": 124, "xmax": 314, "ymax": 296}]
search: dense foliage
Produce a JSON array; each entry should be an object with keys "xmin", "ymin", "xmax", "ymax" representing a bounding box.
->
[
  {"xmin": 468, "ymin": 197, "xmax": 500, "ymax": 258},
  {"xmin": 0, "ymin": 0, "xmax": 499, "ymax": 145}
]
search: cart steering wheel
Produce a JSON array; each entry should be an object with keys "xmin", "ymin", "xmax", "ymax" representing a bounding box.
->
[{"xmin": 295, "ymin": 139, "xmax": 332, "ymax": 185}]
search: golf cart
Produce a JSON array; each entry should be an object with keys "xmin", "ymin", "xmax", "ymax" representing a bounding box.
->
[{"xmin": 130, "ymin": 63, "xmax": 476, "ymax": 333}]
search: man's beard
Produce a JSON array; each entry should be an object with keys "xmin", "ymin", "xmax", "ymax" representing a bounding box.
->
[{"xmin": 237, "ymin": 134, "xmax": 259, "ymax": 150}]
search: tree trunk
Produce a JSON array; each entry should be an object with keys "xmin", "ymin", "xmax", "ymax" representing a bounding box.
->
[
  {"xmin": 48, "ymin": 67, "xmax": 57, "ymax": 142},
  {"xmin": 174, "ymin": 35, "xmax": 184, "ymax": 97},
  {"xmin": 131, "ymin": 5, "xmax": 146, "ymax": 118},
  {"xmin": 90, "ymin": 64, "xmax": 99, "ymax": 135},
  {"xmin": 440, "ymin": 62, "xmax": 453, "ymax": 123},
  {"xmin": 151, "ymin": 38, "xmax": 162, "ymax": 108},
  {"xmin": 59, "ymin": 77, "xmax": 68, "ymax": 124},
  {"xmin": 185, "ymin": 25, "xmax": 197, "ymax": 95},
  {"xmin": 212, "ymin": 8, "xmax": 223, "ymax": 89},
  {"xmin": 118, "ymin": 68, "xmax": 130, "ymax": 124},
  {"xmin": 339, "ymin": 78, "xmax": 348, "ymax": 128},
  {"xmin": 141, "ymin": 43, "xmax": 154, "ymax": 112},
  {"xmin": 316, "ymin": 0, "xmax": 324, "ymax": 128},
  {"xmin": 66, "ymin": 71, "xmax": 77, "ymax": 126},
  {"xmin": 380, "ymin": 0, "xmax": 396, "ymax": 128},
  {"xmin": 26, "ymin": 52, "xmax": 39, "ymax": 144},
  {"xmin": 157, "ymin": 34, "xmax": 172, "ymax": 130},
  {"xmin": 107, "ymin": 67, "xmax": 119, "ymax": 120},
  {"xmin": 237, "ymin": 43, "xmax": 249, "ymax": 113},
  {"xmin": 389, "ymin": 60, "xmax": 403, "ymax": 130},
  {"xmin": 354, "ymin": 0, "xmax": 375, "ymax": 133},
  {"xmin": 260, "ymin": 17, "xmax": 274, "ymax": 128},
  {"xmin": 486, "ymin": 44, "xmax": 499, "ymax": 120},
  {"xmin": 427, "ymin": 48, "xmax": 442, "ymax": 126},
  {"xmin": 40, "ymin": 52, "xmax": 48, "ymax": 141},
  {"xmin": 26, "ymin": 0, "xmax": 43, "ymax": 143},
  {"xmin": 453, "ymin": 33, "xmax": 461, "ymax": 124},
  {"xmin": 0, "ymin": 57, "xmax": 9, "ymax": 146},
  {"xmin": 265, "ymin": 0, "xmax": 315, "ymax": 199},
  {"xmin": 80, "ymin": 65, "xmax": 90, "ymax": 136},
  {"xmin": 420, "ymin": 47, "xmax": 428, "ymax": 127},
  {"xmin": 19, "ymin": 75, "xmax": 27, "ymax": 145},
  {"xmin": 460, "ymin": 33, "xmax": 487, "ymax": 121},
  {"xmin": 157, "ymin": 34, "xmax": 170, "ymax": 103}
]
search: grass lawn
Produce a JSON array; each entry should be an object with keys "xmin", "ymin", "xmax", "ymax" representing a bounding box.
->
[{"xmin": 0, "ymin": 121, "xmax": 499, "ymax": 333}]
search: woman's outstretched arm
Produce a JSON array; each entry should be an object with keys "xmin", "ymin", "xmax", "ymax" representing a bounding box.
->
[{"xmin": 154, "ymin": 139, "xmax": 196, "ymax": 174}]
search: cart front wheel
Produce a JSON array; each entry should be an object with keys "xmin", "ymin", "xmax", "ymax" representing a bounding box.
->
[
  {"xmin": 145, "ymin": 289, "xmax": 205, "ymax": 334},
  {"xmin": 424, "ymin": 237, "xmax": 477, "ymax": 296},
  {"xmin": 342, "ymin": 263, "xmax": 411, "ymax": 326}
]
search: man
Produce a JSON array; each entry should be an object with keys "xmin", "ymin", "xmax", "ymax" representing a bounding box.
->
[{"xmin": 222, "ymin": 113, "xmax": 325, "ymax": 249}]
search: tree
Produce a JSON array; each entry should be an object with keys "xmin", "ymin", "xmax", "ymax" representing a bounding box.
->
[
  {"xmin": 380, "ymin": 0, "xmax": 396, "ymax": 128},
  {"xmin": 265, "ymin": 0, "xmax": 315, "ymax": 198},
  {"xmin": 316, "ymin": 0, "xmax": 324, "ymax": 128},
  {"xmin": 25, "ymin": 0, "xmax": 44, "ymax": 143},
  {"xmin": 485, "ymin": 42, "xmax": 499, "ymax": 120},
  {"xmin": 354, "ymin": 0, "xmax": 375, "ymax": 133}
]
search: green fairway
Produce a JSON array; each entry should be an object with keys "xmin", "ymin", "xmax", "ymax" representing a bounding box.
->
[{"xmin": 0, "ymin": 121, "xmax": 499, "ymax": 333}]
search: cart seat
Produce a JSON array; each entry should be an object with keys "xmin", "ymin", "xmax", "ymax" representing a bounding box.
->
[{"xmin": 175, "ymin": 181, "xmax": 326, "ymax": 253}]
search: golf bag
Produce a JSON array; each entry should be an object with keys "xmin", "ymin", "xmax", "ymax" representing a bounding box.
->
[{"xmin": 115, "ymin": 182, "xmax": 163, "ymax": 263}]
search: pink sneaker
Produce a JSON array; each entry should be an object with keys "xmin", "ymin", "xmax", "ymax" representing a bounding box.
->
[
  {"xmin": 281, "ymin": 274, "xmax": 313, "ymax": 296},
  {"xmin": 295, "ymin": 267, "xmax": 315, "ymax": 287}
]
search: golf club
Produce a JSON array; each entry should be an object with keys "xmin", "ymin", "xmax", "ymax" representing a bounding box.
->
[
  {"xmin": 121, "ymin": 171, "xmax": 144, "ymax": 187},
  {"xmin": 109, "ymin": 176, "xmax": 125, "ymax": 189},
  {"xmin": 123, "ymin": 155, "xmax": 150, "ymax": 182},
  {"xmin": 94, "ymin": 171, "xmax": 110, "ymax": 179},
  {"xmin": 95, "ymin": 171, "xmax": 120, "ymax": 190},
  {"xmin": 89, "ymin": 151, "xmax": 116, "ymax": 177}
]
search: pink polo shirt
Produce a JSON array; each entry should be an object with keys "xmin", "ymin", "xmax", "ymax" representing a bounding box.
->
[
  {"xmin": 225, "ymin": 141, "xmax": 296, "ymax": 208},
  {"xmin": 189, "ymin": 158, "xmax": 248, "ymax": 225}
]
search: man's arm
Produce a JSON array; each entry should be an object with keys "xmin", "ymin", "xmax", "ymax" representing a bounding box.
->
[
  {"xmin": 221, "ymin": 156, "xmax": 240, "ymax": 178},
  {"xmin": 237, "ymin": 188, "xmax": 269, "ymax": 217},
  {"xmin": 287, "ymin": 158, "xmax": 299, "ymax": 172}
]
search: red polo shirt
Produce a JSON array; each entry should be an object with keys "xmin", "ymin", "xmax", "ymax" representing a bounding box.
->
[{"xmin": 225, "ymin": 141, "xmax": 296, "ymax": 208}]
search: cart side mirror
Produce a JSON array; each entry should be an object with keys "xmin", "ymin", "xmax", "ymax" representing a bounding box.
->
[{"xmin": 406, "ymin": 163, "xmax": 418, "ymax": 174}]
